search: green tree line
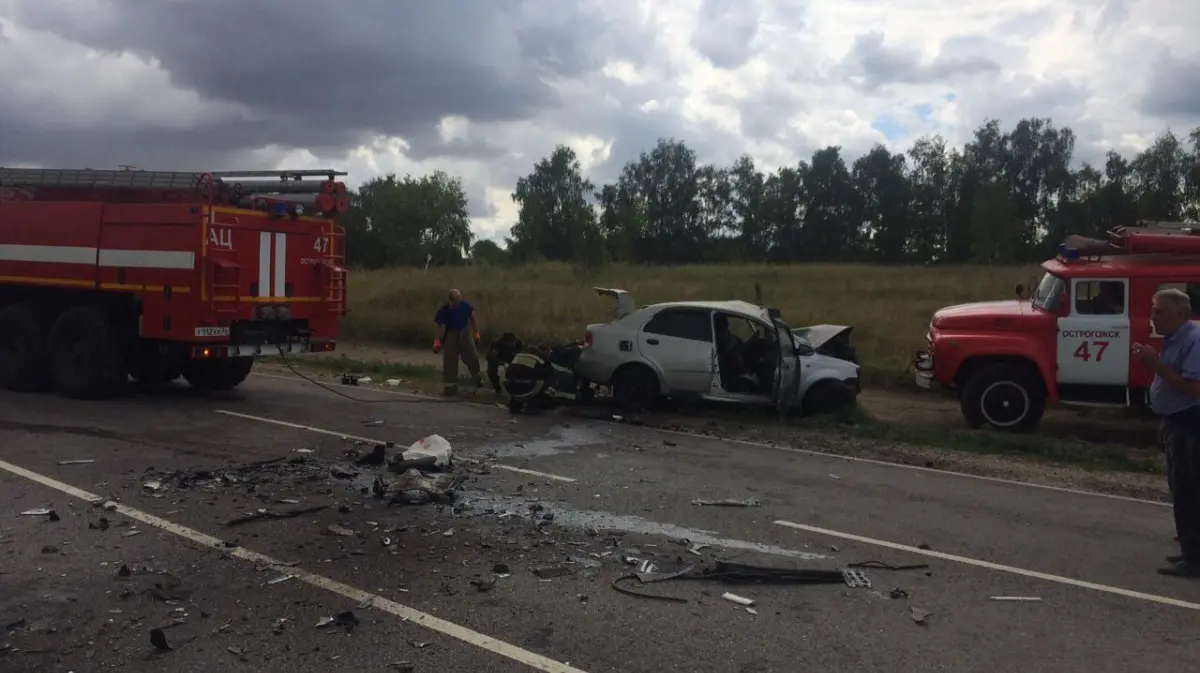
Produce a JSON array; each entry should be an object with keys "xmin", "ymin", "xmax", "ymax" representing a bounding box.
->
[{"xmin": 342, "ymin": 118, "xmax": 1200, "ymax": 268}]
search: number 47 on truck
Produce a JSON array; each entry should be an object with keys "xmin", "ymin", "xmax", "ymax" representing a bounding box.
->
[
  {"xmin": 0, "ymin": 167, "xmax": 350, "ymax": 399},
  {"xmin": 914, "ymin": 220, "xmax": 1200, "ymax": 432}
]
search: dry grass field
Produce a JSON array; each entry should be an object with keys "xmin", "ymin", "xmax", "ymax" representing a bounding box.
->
[{"xmin": 342, "ymin": 262, "xmax": 1041, "ymax": 385}]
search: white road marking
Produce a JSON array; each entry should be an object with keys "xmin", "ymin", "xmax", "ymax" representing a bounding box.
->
[
  {"xmin": 214, "ymin": 409, "xmax": 577, "ymax": 483},
  {"xmin": 491, "ymin": 464, "xmax": 576, "ymax": 483},
  {"xmin": 773, "ymin": 519, "xmax": 1200, "ymax": 611},
  {"xmin": 0, "ymin": 457, "xmax": 589, "ymax": 673},
  {"xmin": 250, "ymin": 371, "xmax": 1168, "ymax": 508}
]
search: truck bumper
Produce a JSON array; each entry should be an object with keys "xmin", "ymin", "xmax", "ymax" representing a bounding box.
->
[{"xmin": 913, "ymin": 351, "xmax": 938, "ymax": 390}]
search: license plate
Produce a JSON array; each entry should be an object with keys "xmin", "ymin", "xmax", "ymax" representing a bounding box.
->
[{"xmin": 195, "ymin": 326, "xmax": 230, "ymax": 338}]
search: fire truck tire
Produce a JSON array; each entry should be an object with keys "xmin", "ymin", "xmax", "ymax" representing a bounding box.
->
[
  {"xmin": 0, "ymin": 303, "xmax": 52, "ymax": 392},
  {"xmin": 47, "ymin": 305, "xmax": 128, "ymax": 399},
  {"xmin": 183, "ymin": 358, "xmax": 254, "ymax": 392},
  {"xmin": 959, "ymin": 363, "xmax": 1046, "ymax": 432}
]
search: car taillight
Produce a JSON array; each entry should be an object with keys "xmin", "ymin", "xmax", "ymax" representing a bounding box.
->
[{"xmin": 583, "ymin": 331, "xmax": 594, "ymax": 348}]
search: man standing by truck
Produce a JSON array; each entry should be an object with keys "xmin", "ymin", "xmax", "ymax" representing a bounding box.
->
[
  {"xmin": 1133, "ymin": 288, "xmax": 1200, "ymax": 578},
  {"xmin": 433, "ymin": 289, "xmax": 483, "ymax": 396}
]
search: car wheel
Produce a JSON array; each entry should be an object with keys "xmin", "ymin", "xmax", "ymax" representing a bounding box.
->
[
  {"xmin": 960, "ymin": 363, "xmax": 1046, "ymax": 432},
  {"xmin": 612, "ymin": 365, "xmax": 660, "ymax": 413},
  {"xmin": 803, "ymin": 380, "xmax": 857, "ymax": 416}
]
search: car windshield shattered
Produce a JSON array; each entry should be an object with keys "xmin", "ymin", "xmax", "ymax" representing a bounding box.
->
[{"xmin": 1030, "ymin": 272, "xmax": 1066, "ymax": 313}]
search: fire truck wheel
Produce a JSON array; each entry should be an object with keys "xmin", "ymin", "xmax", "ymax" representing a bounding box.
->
[
  {"xmin": 47, "ymin": 305, "xmax": 128, "ymax": 399},
  {"xmin": 183, "ymin": 357, "xmax": 254, "ymax": 392},
  {"xmin": 0, "ymin": 303, "xmax": 52, "ymax": 392},
  {"xmin": 960, "ymin": 363, "xmax": 1046, "ymax": 432}
]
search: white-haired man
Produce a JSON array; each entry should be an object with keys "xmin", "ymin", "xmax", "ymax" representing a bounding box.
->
[{"xmin": 1134, "ymin": 287, "xmax": 1200, "ymax": 578}]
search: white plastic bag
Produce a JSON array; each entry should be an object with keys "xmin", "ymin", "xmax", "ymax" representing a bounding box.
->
[{"xmin": 403, "ymin": 434, "xmax": 452, "ymax": 468}]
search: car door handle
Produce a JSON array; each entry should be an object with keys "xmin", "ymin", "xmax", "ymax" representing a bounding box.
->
[{"xmin": 646, "ymin": 339, "xmax": 660, "ymax": 345}]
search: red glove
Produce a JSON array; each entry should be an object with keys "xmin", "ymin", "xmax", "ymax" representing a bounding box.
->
[
  {"xmin": 432, "ymin": 339, "xmax": 441, "ymax": 354},
  {"xmin": 474, "ymin": 331, "xmax": 481, "ymax": 344}
]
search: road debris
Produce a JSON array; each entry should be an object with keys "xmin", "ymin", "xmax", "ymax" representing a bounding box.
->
[
  {"xmin": 722, "ymin": 592, "xmax": 755, "ymax": 607},
  {"xmin": 990, "ymin": 596, "xmax": 1042, "ymax": 602},
  {"xmin": 382, "ymin": 469, "xmax": 464, "ymax": 505},
  {"xmin": 149, "ymin": 628, "xmax": 171, "ymax": 651},
  {"xmin": 224, "ymin": 504, "xmax": 329, "ymax": 527},
  {"xmin": 316, "ymin": 611, "xmax": 360, "ymax": 633},
  {"xmin": 910, "ymin": 606, "xmax": 931, "ymax": 624},
  {"xmin": 56, "ymin": 459, "xmax": 94, "ymax": 466},
  {"xmin": 534, "ymin": 566, "xmax": 573, "ymax": 579},
  {"xmin": 362, "ymin": 419, "xmax": 386, "ymax": 427},
  {"xmin": 403, "ymin": 434, "xmax": 453, "ymax": 468},
  {"xmin": 356, "ymin": 444, "xmax": 387, "ymax": 465},
  {"xmin": 19, "ymin": 508, "xmax": 59, "ymax": 521},
  {"xmin": 267, "ymin": 574, "xmax": 294, "ymax": 585},
  {"xmin": 325, "ymin": 524, "xmax": 357, "ymax": 537},
  {"xmin": 690, "ymin": 498, "xmax": 762, "ymax": 508}
]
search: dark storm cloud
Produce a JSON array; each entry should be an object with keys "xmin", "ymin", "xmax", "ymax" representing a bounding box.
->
[
  {"xmin": 4, "ymin": 0, "xmax": 651, "ymax": 163},
  {"xmin": 1140, "ymin": 51, "xmax": 1200, "ymax": 120},
  {"xmin": 841, "ymin": 32, "xmax": 1001, "ymax": 92}
]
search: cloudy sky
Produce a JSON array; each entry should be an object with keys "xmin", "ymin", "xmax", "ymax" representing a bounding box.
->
[{"xmin": 2, "ymin": 0, "xmax": 1198, "ymax": 241}]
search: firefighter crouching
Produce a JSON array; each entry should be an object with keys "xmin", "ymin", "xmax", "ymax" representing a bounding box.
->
[
  {"xmin": 432, "ymin": 288, "xmax": 483, "ymax": 395},
  {"xmin": 486, "ymin": 332, "xmax": 523, "ymax": 394}
]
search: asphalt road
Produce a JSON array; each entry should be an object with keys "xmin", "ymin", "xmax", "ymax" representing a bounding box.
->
[{"xmin": 1, "ymin": 371, "xmax": 1198, "ymax": 673}]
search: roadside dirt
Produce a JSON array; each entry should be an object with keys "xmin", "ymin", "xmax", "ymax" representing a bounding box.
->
[{"xmin": 312, "ymin": 343, "xmax": 1157, "ymax": 447}]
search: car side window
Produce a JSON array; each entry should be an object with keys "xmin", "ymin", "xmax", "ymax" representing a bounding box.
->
[
  {"xmin": 643, "ymin": 309, "xmax": 713, "ymax": 342},
  {"xmin": 1073, "ymin": 280, "xmax": 1126, "ymax": 316},
  {"xmin": 1157, "ymin": 283, "xmax": 1200, "ymax": 317}
]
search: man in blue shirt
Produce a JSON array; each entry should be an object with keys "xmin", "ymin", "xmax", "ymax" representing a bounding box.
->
[
  {"xmin": 433, "ymin": 288, "xmax": 483, "ymax": 395},
  {"xmin": 1134, "ymin": 287, "xmax": 1200, "ymax": 577}
]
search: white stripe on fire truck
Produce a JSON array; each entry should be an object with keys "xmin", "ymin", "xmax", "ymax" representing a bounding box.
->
[
  {"xmin": 97, "ymin": 249, "xmax": 195, "ymax": 270},
  {"xmin": 273, "ymin": 232, "xmax": 287, "ymax": 298},
  {"xmin": 258, "ymin": 231, "xmax": 271, "ymax": 297},
  {"xmin": 0, "ymin": 244, "xmax": 194, "ymax": 269}
]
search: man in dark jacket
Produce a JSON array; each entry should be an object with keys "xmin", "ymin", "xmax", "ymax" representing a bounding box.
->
[{"xmin": 486, "ymin": 332, "xmax": 523, "ymax": 394}]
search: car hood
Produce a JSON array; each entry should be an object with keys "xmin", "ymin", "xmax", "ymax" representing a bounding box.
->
[
  {"xmin": 792, "ymin": 324, "xmax": 852, "ymax": 349},
  {"xmin": 932, "ymin": 300, "xmax": 1032, "ymax": 330}
]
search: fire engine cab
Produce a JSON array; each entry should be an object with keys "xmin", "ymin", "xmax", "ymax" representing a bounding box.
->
[
  {"xmin": 0, "ymin": 167, "xmax": 349, "ymax": 399},
  {"xmin": 914, "ymin": 220, "xmax": 1200, "ymax": 432}
]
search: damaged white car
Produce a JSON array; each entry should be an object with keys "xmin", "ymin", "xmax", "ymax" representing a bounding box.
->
[{"xmin": 574, "ymin": 288, "xmax": 861, "ymax": 415}]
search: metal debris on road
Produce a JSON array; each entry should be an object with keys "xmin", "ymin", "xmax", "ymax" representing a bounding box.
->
[
  {"xmin": 690, "ymin": 498, "xmax": 762, "ymax": 508},
  {"xmin": 19, "ymin": 508, "xmax": 59, "ymax": 521},
  {"xmin": 990, "ymin": 596, "xmax": 1042, "ymax": 602},
  {"xmin": 56, "ymin": 459, "xmax": 95, "ymax": 466},
  {"xmin": 266, "ymin": 574, "xmax": 294, "ymax": 585},
  {"xmin": 224, "ymin": 505, "xmax": 329, "ymax": 527},
  {"xmin": 722, "ymin": 592, "xmax": 755, "ymax": 607},
  {"xmin": 362, "ymin": 419, "xmax": 385, "ymax": 427},
  {"xmin": 325, "ymin": 524, "xmax": 357, "ymax": 537}
]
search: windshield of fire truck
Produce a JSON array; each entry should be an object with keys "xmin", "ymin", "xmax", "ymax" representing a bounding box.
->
[{"xmin": 1030, "ymin": 272, "xmax": 1066, "ymax": 313}]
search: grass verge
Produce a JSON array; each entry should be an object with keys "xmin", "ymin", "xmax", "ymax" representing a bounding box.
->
[{"xmin": 269, "ymin": 353, "xmax": 1161, "ymax": 476}]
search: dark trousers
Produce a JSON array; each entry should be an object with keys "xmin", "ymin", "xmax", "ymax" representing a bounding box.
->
[{"xmin": 1163, "ymin": 408, "xmax": 1200, "ymax": 562}]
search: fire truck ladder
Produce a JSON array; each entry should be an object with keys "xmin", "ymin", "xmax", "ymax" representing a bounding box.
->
[
  {"xmin": 0, "ymin": 167, "xmax": 347, "ymax": 198},
  {"xmin": 325, "ymin": 226, "xmax": 350, "ymax": 317}
]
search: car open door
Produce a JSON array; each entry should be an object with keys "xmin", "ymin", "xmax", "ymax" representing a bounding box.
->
[{"xmin": 772, "ymin": 321, "xmax": 802, "ymax": 418}]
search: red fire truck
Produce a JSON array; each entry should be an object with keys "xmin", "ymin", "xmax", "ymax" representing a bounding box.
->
[
  {"xmin": 914, "ymin": 220, "xmax": 1200, "ymax": 431},
  {"xmin": 0, "ymin": 167, "xmax": 349, "ymax": 399}
]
